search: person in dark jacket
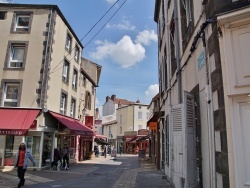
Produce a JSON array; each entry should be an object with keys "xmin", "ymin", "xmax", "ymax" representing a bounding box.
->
[
  {"xmin": 62, "ymin": 144, "xmax": 70, "ymax": 169},
  {"xmin": 50, "ymin": 147, "xmax": 61, "ymax": 170},
  {"xmin": 15, "ymin": 142, "xmax": 36, "ymax": 188}
]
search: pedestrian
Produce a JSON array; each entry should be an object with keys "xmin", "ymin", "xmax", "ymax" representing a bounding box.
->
[
  {"xmin": 119, "ymin": 146, "xmax": 122, "ymax": 155},
  {"xmin": 62, "ymin": 144, "xmax": 70, "ymax": 170},
  {"xmin": 50, "ymin": 147, "xmax": 61, "ymax": 170},
  {"xmin": 94, "ymin": 146, "xmax": 99, "ymax": 157},
  {"xmin": 104, "ymin": 146, "xmax": 107, "ymax": 158},
  {"xmin": 15, "ymin": 142, "xmax": 36, "ymax": 188}
]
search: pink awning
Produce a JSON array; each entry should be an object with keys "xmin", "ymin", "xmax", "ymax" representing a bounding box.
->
[
  {"xmin": 0, "ymin": 108, "xmax": 41, "ymax": 135},
  {"xmin": 95, "ymin": 134, "xmax": 107, "ymax": 139},
  {"xmin": 49, "ymin": 111, "xmax": 94, "ymax": 136}
]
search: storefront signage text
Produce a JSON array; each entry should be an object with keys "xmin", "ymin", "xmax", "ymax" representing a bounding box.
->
[{"xmin": 0, "ymin": 129, "xmax": 26, "ymax": 135}]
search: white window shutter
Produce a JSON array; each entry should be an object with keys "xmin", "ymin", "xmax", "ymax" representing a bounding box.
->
[
  {"xmin": 183, "ymin": 91, "xmax": 197, "ymax": 188},
  {"xmin": 172, "ymin": 103, "xmax": 184, "ymax": 176}
]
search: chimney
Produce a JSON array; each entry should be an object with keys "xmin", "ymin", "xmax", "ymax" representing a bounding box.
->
[
  {"xmin": 95, "ymin": 108, "xmax": 99, "ymax": 119},
  {"xmin": 118, "ymin": 101, "xmax": 121, "ymax": 108},
  {"xmin": 106, "ymin": 96, "xmax": 109, "ymax": 102},
  {"xmin": 111, "ymin": 94, "xmax": 116, "ymax": 101}
]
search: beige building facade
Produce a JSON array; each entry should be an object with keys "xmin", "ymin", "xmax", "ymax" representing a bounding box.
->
[{"xmin": 0, "ymin": 3, "xmax": 100, "ymax": 169}]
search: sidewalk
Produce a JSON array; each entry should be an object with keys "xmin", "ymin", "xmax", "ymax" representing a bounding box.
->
[{"xmin": 0, "ymin": 154, "xmax": 171, "ymax": 188}]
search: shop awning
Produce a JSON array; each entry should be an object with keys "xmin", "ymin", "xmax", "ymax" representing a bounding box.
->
[
  {"xmin": 49, "ymin": 111, "xmax": 94, "ymax": 136},
  {"xmin": 0, "ymin": 108, "xmax": 41, "ymax": 135},
  {"xmin": 137, "ymin": 134, "xmax": 151, "ymax": 142},
  {"xmin": 94, "ymin": 138, "xmax": 109, "ymax": 145},
  {"xmin": 95, "ymin": 134, "xmax": 107, "ymax": 139}
]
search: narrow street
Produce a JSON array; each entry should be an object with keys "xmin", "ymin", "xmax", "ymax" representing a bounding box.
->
[{"xmin": 0, "ymin": 154, "xmax": 171, "ymax": 188}]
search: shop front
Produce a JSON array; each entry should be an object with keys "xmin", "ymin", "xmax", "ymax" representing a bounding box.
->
[
  {"xmin": 48, "ymin": 111, "xmax": 94, "ymax": 163},
  {"xmin": 0, "ymin": 107, "xmax": 41, "ymax": 168}
]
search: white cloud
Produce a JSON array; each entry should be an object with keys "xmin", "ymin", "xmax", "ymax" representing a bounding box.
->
[
  {"xmin": 135, "ymin": 30, "xmax": 158, "ymax": 46},
  {"xmin": 90, "ymin": 35, "xmax": 145, "ymax": 68},
  {"xmin": 107, "ymin": 18, "xmax": 136, "ymax": 31},
  {"xmin": 105, "ymin": 0, "xmax": 117, "ymax": 4},
  {"xmin": 145, "ymin": 84, "xmax": 159, "ymax": 99}
]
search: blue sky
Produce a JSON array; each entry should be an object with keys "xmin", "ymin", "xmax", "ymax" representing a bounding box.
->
[{"xmin": 3, "ymin": 0, "xmax": 159, "ymax": 114}]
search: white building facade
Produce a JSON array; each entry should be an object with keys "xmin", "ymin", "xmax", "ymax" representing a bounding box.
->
[{"xmin": 154, "ymin": 0, "xmax": 250, "ymax": 187}]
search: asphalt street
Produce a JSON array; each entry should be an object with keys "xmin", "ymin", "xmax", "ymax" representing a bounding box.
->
[{"xmin": 0, "ymin": 154, "xmax": 171, "ymax": 188}]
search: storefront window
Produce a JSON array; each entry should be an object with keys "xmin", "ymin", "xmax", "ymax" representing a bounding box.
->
[
  {"xmin": 42, "ymin": 133, "xmax": 52, "ymax": 166},
  {"xmin": 70, "ymin": 136, "xmax": 75, "ymax": 159},
  {"xmin": 25, "ymin": 136, "xmax": 40, "ymax": 166},
  {"xmin": 3, "ymin": 136, "xmax": 22, "ymax": 166},
  {"xmin": 5, "ymin": 135, "xmax": 14, "ymax": 157}
]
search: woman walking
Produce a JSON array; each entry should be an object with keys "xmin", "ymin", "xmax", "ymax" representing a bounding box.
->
[{"xmin": 15, "ymin": 142, "xmax": 36, "ymax": 188}]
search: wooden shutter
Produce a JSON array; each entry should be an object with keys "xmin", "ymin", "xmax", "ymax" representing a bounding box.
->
[
  {"xmin": 183, "ymin": 91, "xmax": 196, "ymax": 188},
  {"xmin": 172, "ymin": 103, "xmax": 183, "ymax": 175}
]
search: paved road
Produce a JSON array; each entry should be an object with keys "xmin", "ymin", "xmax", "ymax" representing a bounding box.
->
[{"xmin": 0, "ymin": 154, "xmax": 171, "ymax": 188}]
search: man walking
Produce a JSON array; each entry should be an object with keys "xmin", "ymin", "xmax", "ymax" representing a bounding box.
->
[
  {"xmin": 62, "ymin": 144, "xmax": 69, "ymax": 170},
  {"xmin": 15, "ymin": 142, "xmax": 36, "ymax": 188}
]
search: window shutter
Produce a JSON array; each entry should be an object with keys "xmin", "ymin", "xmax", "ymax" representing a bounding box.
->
[
  {"xmin": 172, "ymin": 103, "xmax": 184, "ymax": 175},
  {"xmin": 183, "ymin": 91, "xmax": 196, "ymax": 187}
]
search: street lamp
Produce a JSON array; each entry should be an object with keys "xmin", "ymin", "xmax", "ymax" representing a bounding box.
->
[{"xmin": 78, "ymin": 99, "xmax": 87, "ymax": 121}]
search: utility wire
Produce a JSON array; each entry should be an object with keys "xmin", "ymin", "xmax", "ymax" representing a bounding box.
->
[
  {"xmin": 50, "ymin": 0, "xmax": 121, "ymax": 74},
  {"xmin": 84, "ymin": 0, "xmax": 128, "ymax": 48}
]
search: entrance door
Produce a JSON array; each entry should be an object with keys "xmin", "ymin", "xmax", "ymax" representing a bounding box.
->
[{"xmin": 233, "ymin": 99, "xmax": 250, "ymax": 187}]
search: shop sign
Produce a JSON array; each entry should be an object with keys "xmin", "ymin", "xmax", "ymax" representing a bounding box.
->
[
  {"xmin": 138, "ymin": 129, "xmax": 150, "ymax": 135},
  {"xmin": 71, "ymin": 130, "xmax": 93, "ymax": 136},
  {"xmin": 85, "ymin": 116, "xmax": 94, "ymax": 129},
  {"xmin": 198, "ymin": 51, "xmax": 205, "ymax": 71},
  {"xmin": 149, "ymin": 122, "xmax": 157, "ymax": 130},
  {"xmin": 95, "ymin": 120, "xmax": 102, "ymax": 126},
  {"xmin": 0, "ymin": 129, "xmax": 27, "ymax": 135}
]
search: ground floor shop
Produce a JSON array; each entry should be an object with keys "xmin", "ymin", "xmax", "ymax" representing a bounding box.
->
[{"xmin": 0, "ymin": 108, "xmax": 94, "ymax": 170}]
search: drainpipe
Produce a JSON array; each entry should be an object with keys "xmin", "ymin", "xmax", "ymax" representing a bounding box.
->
[
  {"xmin": 202, "ymin": 28, "xmax": 217, "ymax": 188},
  {"xmin": 174, "ymin": 0, "xmax": 182, "ymax": 104},
  {"xmin": 165, "ymin": 0, "xmax": 173, "ymax": 183},
  {"xmin": 40, "ymin": 9, "xmax": 53, "ymax": 108}
]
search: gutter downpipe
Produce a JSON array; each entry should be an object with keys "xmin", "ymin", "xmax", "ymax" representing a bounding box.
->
[
  {"xmin": 40, "ymin": 8, "xmax": 53, "ymax": 108},
  {"xmin": 174, "ymin": 0, "xmax": 182, "ymax": 104},
  {"xmin": 202, "ymin": 29, "xmax": 217, "ymax": 188},
  {"xmin": 165, "ymin": 0, "xmax": 173, "ymax": 184}
]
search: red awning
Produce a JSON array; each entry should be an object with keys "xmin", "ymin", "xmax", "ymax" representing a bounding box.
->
[
  {"xmin": 49, "ymin": 111, "xmax": 94, "ymax": 136},
  {"xmin": 0, "ymin": 108, "xmax": 41, "ymax": 135},
  {"xmin": 95, "ymin": 134, "xmax": 107, "ymax": 139}
]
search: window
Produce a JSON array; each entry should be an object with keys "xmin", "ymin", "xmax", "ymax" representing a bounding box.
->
[
  {"xmin": 60, "ymin": 92, "xmax": 67, "ymax": 114},
  {"xmin": 0, "ymin": 12, "xmax": 6, "ymax": 20},
  {"xmin": 62, "ymin": 60, "xmax": 69, "ymax": 83},
  {"xmin": 85, "ymin": 91, "xmax": 91, "ymax": 110},
  {"xmin": 138, "ymin": 125, "xmax": 142, "ymax": 130},
  {"xmin": 72, "ymin": 69, "xmax": 78, "ymax": 90},
  {"xmin": 3, "ymin": 83, "xmax": 19, "ymax": 107},
  {"xmin": 138, "ymin": 112, "xmax": 142, "ymax": 119},
  {"xmin": 92, "ymin": 85, "xmax": 95, "ymax": 94},
  {"xmin": 4, "ymin": 135, "xmax": 14, "ymax": 157},
  {"xmin": 9, "ymin": 44, "xmax": 25, "ymax": 68},
  {"xmin": 120, "ymin": 114, "xmax": 122, "ymax": 124},
  {"xmin": 70, "ymin": 98, "xmax": 76, "ymax": 118},
  {"xmin": 146, "ymin": 112, "xmax": 149, "ymax": 120},
  {"xmin": 120, "ymin": 127, "xmax": 122, "ymax": 134},
  {"xmin": 80, "ymin": 72, "xmax": 86, "ymax": 87},
  {"xmin": 13, "ymin": 13, "xmax": 32, "ymax": 32},
  {"xmin": 74, "ymin": 46, "xmax": 79, "ymax": 62},
  {"xmin": 65, "ymin": 34, "xmax": 72, "ymax": 52},
  {"xmin": 5, "ymin": 42, "xmax": 28, "ymax": 69}
]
